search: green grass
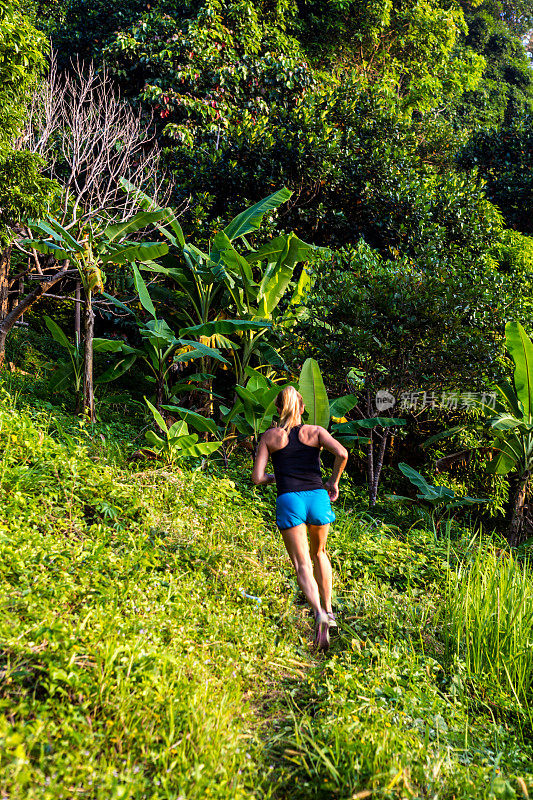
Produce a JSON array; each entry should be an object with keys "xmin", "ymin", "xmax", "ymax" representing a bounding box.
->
[
  {"xmin": 442, "ymin": 541, "xmax": 533, "ymax": 708},
  {"xmin": 1, "ymin": 388, "xmax": 533, "ymax": 799}
]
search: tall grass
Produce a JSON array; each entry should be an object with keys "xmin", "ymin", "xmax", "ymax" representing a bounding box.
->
[{"xmin": 443, "ymin": 544, "xmax": 533, "ymax": 705}]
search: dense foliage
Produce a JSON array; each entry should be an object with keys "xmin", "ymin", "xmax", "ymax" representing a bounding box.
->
[{"xmin": 0, "ymin": 1, "xmax": 55, "ymax": 240}]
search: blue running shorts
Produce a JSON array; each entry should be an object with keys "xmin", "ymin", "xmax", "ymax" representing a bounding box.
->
[{"xmin": 276, "ymin": 489, "xmax": 336, "ymax": 530}]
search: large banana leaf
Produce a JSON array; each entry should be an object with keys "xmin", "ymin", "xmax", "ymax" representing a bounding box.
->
[
  {"xmin": 97, "ymin": 353, "xmax": 138, "ymax": 383},
  {"xmin": 211, "ymin": 232, "xmax": 254, "ymax": 286},
  {"xmin": 176, "ymin": 339, "xmax": 229, "ymax": 364},
  {"xmin": 39, "ymin": 218, "xmax": 81, "ymax": 251},
  {"xmin": 44, "ymin": 316, "xmax": 72, "ymax": 350},
  {"xmin": 398, "ymin": 463, "xmax": 439, "ymax": 500},
  {"xmin": 289, "ymin": 266, "xmax": 312, "ymax": 308},
  {"xmin": 255, "ymin": 341, "xmax": 287, "ymax": 369},
  {"xmin": 93, "ymin": 338, "xmax": 139, "ymax": 355},
  {"xmin": 145, "ymin": 398, "xmax": 168, "ymax": 433},
  {"xmin": 132, "ymin": 264, "xmax": 156, "ymax": 318},
  {"xmin": 246, "ymin": 235, "xmax": 291, "ymax": 265},
  {"xmin": 329, "ymin": 395, "xmax": 359, "ymax": 418},
  {"xmin": 489, "ymin": 415, "xmax": 529, "ymax": 432},
  {"xmin": 350, "ymin": 417, "xmax": 406, "ymax": 428},
  {"xmin": 103, "ymin": 211, "xmax": 168, "ymax": 243},
  {"xmin": 161, "ymin": 405, "xmax": 218, "ymax": 435},
  {"xmin": 495, "ymin": 379, "xmax": 522, "ymax": 418},
  {"xmin": 244, "ymin": 366, "xmax": 274, "ymax": 392},
  {"xmin": 140, "ymin": 319, "xmax": 176, "ymax": 349},
  {"xmin": 26, "ymin": 240, "xmax": 72, "ymax": 260},
  {"xmin": 223, "ymin": 188, "xmax": 292, "ymax": 241},
  {"xmin": 179, "ymin": 320, "xmax": 270, "ymax": 338},
  {"xmin": 299, "ymin": 358, "xmax": 330, "ymax": 428},
  {"xmin": 100, "ymin": 242, "xmax": 168, "ymax": 266},
  {"xmin": 486, "ymin": 436, "xmax": 521, "ymax": 475},
  {"xmin": 505, "ymin": 321, "xmax": 533, "ymax": 423}
]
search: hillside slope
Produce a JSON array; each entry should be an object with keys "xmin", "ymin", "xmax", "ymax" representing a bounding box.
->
[{"xmin": 0, "ymin": 392, "xmax": 532, "ymax": 799}]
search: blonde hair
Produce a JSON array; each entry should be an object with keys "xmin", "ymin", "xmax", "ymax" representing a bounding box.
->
[{"xmin": 275, "ymin": 386, "xmax": 303, "ymax": 432}]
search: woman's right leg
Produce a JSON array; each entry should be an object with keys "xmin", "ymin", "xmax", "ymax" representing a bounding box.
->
[
  {"xmin": 308, "ymin": 524, "xmax": 333, "ymax": 614},
  {"xmin": 281, "ymin": 524, "xmax": 323, "ymax": 616}
]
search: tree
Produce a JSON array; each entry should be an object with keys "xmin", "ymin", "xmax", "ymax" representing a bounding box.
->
[
  {"xmin": 0, "ymin": 0, "xmax": 56, "ymax": 357},
  {"xmin": 25, "ymin": 212, "xmax": 169, "ymax": 419},
  {"xmin": 3, "ymin": 57, "xmax": 167, "ymax": 373}
]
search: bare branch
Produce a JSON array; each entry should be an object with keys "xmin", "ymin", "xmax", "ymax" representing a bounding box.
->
[{"xmin": 17, "ymin": 54, "xmax": 171, "ymax": 224}]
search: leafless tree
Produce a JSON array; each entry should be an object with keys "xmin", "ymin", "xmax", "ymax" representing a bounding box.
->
[
  {"xmin": 17, "ymin": 54, "xmax": 167, "ymax": 224},
  {"xmin": 2, "ymin": 57, "xmax": 175, "ymax": 386}
]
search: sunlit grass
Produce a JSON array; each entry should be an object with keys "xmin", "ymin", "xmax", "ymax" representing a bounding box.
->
[
  {"xmin": 1, "ymin": 389, "xmax": 533, "ymax": 799},
  {"xmin": 442, "ymin": 542, "xmax": 533, "ymax": 707}
]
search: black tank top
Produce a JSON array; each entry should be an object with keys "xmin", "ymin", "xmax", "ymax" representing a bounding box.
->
[{"xmin": 270, "ymin": 425, "xmax": 323, "ymax": 496}]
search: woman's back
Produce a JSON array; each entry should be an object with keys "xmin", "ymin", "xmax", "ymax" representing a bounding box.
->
[{"xmin": 270, "ymin": 424, "xmax": 323, "ymax": 496}]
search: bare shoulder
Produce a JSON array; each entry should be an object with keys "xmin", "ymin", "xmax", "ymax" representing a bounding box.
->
[
  {"xmin": 299, "ymin": 424, "xmax": 322, "ymax": 447},
  {"xmin": 262, "ymin": 426, "xmax": 287, "ymax": 452}
]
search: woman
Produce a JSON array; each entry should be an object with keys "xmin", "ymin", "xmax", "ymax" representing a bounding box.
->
[{"xmin": 252, "ymin": 386, "xmax": 348, "ymax": 651}]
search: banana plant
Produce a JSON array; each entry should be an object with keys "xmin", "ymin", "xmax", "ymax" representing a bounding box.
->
[
  {"xmin": 94, "ymin": 268, "xmax": 229, "ymax": 411},
  {"xmin": 121, "ymin": 179, "xmax": 321, "ymax": 383},
  {"xmin": 219, "ymin": 367, "xmax": 291, "ymax": 454},
  {"xmin": 388, "ymin": 463, "xmax": 487, "ymax": 534},
  {"xmin": 43, "ymin": 316, "xmax": 84, "ymax": 397},
  {"xmin": 25, "ymin": 211, "xmax": 169, "ymax": 420},
  {"xmin": 424, "ymin": 322, "xmax": 533, "ymax": 546},
  {"xmin": 298, "ymin": 357, "xmax": 406, "ymax": 506},
  {"xmin": 486, "ymin": 322, "xmax": 533, "ymax": 546},
  {"xmin": 143, "ymin": 399, "xmax": 222, "ymax": 464}
]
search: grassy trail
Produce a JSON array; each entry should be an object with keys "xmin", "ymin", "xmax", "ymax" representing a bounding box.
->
[{"xmin": 1, "ymin": 395, "xmax": 532, "ymax": 799}]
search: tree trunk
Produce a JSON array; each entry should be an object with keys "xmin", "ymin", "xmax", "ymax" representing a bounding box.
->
[
  {"xmin": 370, "ymin": 428, "xmax": 389, "ymax": 507},
  {"xmin": 0, "ymin": 265, "xmax": 69, "ymax": 370},
  {"xmin": 0, "ymin": 246, "xmax": 12, "ymax": 321},
  {"xmin": 155, "ymin": 371, "xmax": 164, "ymax": 413},
  {"xmin": 82, "ymin": 289, "xmax": 95, "ymax": 422},
  {"xmin": 367, "ymin": 427, "xmax": 374, "ymax": 507},
  {"xmin": 75, "ymin": 280, "xmax": 81, "ymax": 346},
  {"xmin": 508, "ymin": 472, "xmax": 530, "ymax": 547}
]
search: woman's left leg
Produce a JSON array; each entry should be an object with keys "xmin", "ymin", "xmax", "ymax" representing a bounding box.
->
[
  {"xmin": 281, "ymin": 524, "xmax": 323, "ymax": 616},
  {"xmin": 308, "ymin": 524, "xmax": 332, "ymax": 614}
]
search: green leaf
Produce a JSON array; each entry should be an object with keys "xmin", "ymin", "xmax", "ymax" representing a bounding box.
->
[
  {"xmin": 145, "ymin": 397, "xmax": 167, "ymax": 433},
  {"xmin": 179, "ymin": 320, "xmax": 270, "ymax": 338},
  {"xmin": 92, "ymin": 338, "xmax": 139, "ymax": 355},
  {"xmin": 161, "ymin": 406, "xmax": 218, "ymax": 434},
  {"xmin": 505, "ymin": 321, "xmax": 533, "ymax": 422},
  {"xmin": 352, "ymin": 417, "xmax": 406, "ymax": 428},
  {"xmin": 398, "ymin": 463, "xmax": 433, "ymax": 495},
  {"xmin": 168, "ymin": 420, "xmax": 189, "ymax": 438},
  {"xmin": 101, "ymin": 242, "xmax": 168, "ymax": 266},
  {"xmin": 101, "ymin": 292, "xmax": 136, "ymax": 317},
  {"xmin": 223, "ymin": 188, "xmax": 292, "ymax": 241},
  {"xmin": 27, "ymin": 240, "xmax": 71, "ymax": 260},
  {"xmin": 178, "ymin": 440, "xmax": 222, "ymax": 458},
  {"xmin": 177, "ymin": 339, "xmax": 229, "ymax": 364},
  {"xmin": 211, "ymin": 232, "xmax": 254, "ymax": 284},
  {"xmin": 44, "ymin": 316, "xmax": 71, "ymax": 350},
  {"xmin": 423, "ymin": 425, "xmax": 467, "ymax": 448},
  {"xmin": 145, "ymin": 430, "xmax": 165, "ymax": 448},
  {"xmin": 255, "ymin": 341, "xmax": 287, "ymax": 369},
  {"xmin": 299, "ymin": 358, "xmax": 330, "ymax": 428},
  {"xmin": 96, "ymin": 354, "xmax": 138, "ymax": 384},
  {"xmin": 329, "ymin": 395, "xmax": 359, "ymax": 418},
  {"xmin": 132, "ymin": 264, "xmax": 156, "ymax": 318},
  {"xmin": 103, "ymin": 211, "xmax": 167, "ymax": 242}
]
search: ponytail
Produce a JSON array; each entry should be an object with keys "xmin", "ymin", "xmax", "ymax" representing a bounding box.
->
[{"xmin": 275, "ymin": 386, "xmax": 303, "ymax": 432}]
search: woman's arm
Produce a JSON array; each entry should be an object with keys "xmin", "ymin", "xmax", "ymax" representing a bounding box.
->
[
  {"xmin": 318, "ymin": 428, "xmax": 348, "ymax": 501},
  {"xmin": 252, "ymin": 436, "xmax": 276, "ymax": 486}
]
